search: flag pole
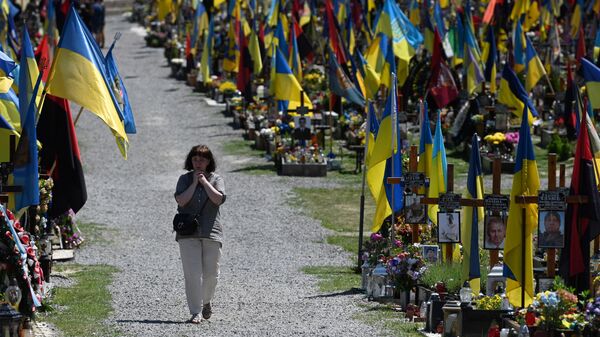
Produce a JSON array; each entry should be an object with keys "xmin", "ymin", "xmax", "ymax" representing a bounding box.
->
[
  {"xmin": 390, "ymin": 73, "xmax": 397, "ymax": 246},
  {"xmin": 521, "ymin": 206, "xmax": 526, "ymax": 308},
  {"xmin": 358, "ymin": 100, "xmax": 371, "ymax": 270}
]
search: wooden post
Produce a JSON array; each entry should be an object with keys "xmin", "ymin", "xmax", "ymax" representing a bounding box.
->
[
  {"xmin": 410, "ymin": 146, "xmax": 419, "ymax": 243},
  {"xmin": 489, "ymin": 157, "xmax": 502, "ymax": 268},
  {"xmin": 547, "ymin": 154, "xmax": 557, "ymax": 277},
  {"xmin": 445, "ymin": 164, "xmax": 454, "ymax": 264}
]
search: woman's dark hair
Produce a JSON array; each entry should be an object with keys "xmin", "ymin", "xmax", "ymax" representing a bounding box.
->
[
  {"xmin": 184, "ymin": 145, "xmax": 216, "ymax": 172},
  {"xmin": 544, "ymin": 211, "xmax": 561, "ymax": 223}
]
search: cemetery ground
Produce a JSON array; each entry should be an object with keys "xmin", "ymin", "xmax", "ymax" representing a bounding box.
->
[{"xmin": 32, "ymin": 14, "xmax": 576, "ymax": 337}]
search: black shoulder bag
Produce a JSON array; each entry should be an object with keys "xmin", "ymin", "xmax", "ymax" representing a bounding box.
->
[{"xmin": 173, "ymin": 198, "xmax": 209, "ymax": 235}]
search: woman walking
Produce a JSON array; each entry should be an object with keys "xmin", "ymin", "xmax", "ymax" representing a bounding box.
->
[{"xmin": 174, "ymin": 145, "xmax": 226, "ymax": 324}]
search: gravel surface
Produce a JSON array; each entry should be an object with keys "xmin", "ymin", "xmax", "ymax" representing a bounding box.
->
[{"xmin": 69, "ymin": 14, "xmax": 379, "ymax": 336}]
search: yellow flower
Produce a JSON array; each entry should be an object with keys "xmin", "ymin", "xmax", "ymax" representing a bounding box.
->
[{"xmin": 219, "ymin": 81, "xmax": 237, "ymax": 92}]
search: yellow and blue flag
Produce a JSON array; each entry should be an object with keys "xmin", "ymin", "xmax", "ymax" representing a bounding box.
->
[
  {"xmin": 13, "ymin": 49, "xmax": 43, "ymax": 214},
  {"xmin": 482, "ymin": 26, "xmax": 498, "ymax": 93},
  {"xmin": 105, "ymin": 42, "xmax": 136, "ymax": 134},
  {"xmin": 200, "ymin": 17, "xmax": 214, "ymax": 84},
  {"xmin": 581, "ymin": 58, "xmax": 600, "ymax": 109},
  {"xmin": 462, "ymin": 134, "xmax": 484, "ymax": 295},
  {"xmin": 513, "ymin": 20, "xmax": 526, "ymax": 73},
  {"xmin": 19, "ymin": 28, "xmax": 42, "ymax": 121},
  {"xmin": 190, "ymin": 2, "xmax": 208, "ymax": 54},
  {"xmin": 503, "ymin": 106, "xmax": 540, "ymax": 308},
  {"xmin": 374, "ymin": 0, "xmax": 423, "ymax": 84},
  {"xmin": 373, "ymin": 74, "xmax": 401, "ymax": 231},
  {"xmin": 427, "ymin": 110, "xmax": 447, "ymax": 226},
  {"xmin": 328, "ymin": 47, "xmax": 365, "ymax": 106},
  {"xmin": 47, "ymin": 7, "xmax": 128, "ymax": 158},
  {"xmin": 380, "ymin": 37, "xmax": 396, "ymax": 89},
  {"xmin": 0, "ymin": 88, "xmax": 19, "ymax": 133},
  {"xmin": 366, "ymin": 102, "xmax": 388, "ymax": 225},
  {"xmin": 525, "ymin": 36, "xmax": 547, "ymax": 91},
  {"xmin": 0, "ymin": 49, "xmax": 15, "ymax": 93},
  {"xmin": 289, "ymin": 23, "xmax": 302, "ymax": 82},
  {"xmin": 356, "ymin": 50, "xmax": 380, "ymax": 100},
  {"xmin": 498, "ymin": 65, "xmax": 539, "ymax": 122},
  {"xmin": 273, "ymin": 47, "xmax": 312, "ymax": 111}
]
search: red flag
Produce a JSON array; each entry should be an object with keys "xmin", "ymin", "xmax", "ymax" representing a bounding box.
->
[
  {"xmin": 429, "ymin": 29, "xmax": 458, "ymax": 108},
  {"xmin": 237, "ymin": 28, "xmax": 252, "ymax": 101},
  {"xmin": 325, "ymin": 0, "xmax": 347, "ymax": 64},
  {"xmin": 559, "ymin": 101, "xmax": 600, "ymax": 292},
  {"xmin": 292, "ymin": 18, "xmax": 314, "ymax": 63},
  {"xmin": 36, "ymin": 95, "xmax": 87, "ymax": 217},
  {"xmin": 34, "ymin": 35, "xmax": 50, "ymax": 83}
]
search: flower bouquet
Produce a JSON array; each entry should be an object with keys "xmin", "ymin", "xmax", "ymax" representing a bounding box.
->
[
  {"xmin": 386, "ymin": 244, "xmax": 426, "ymax": 292},
  {"xmin": 532, "ymin": 289, "xmax": 579, "ymax": 331},
  {"xmin": 52, "ymin": 209, "xmax": 84, "ymax": 249}
]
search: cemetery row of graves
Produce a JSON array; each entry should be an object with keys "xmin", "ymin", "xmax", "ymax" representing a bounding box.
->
[
  {"xmin": 0, "ymin": 0, "xmax": 137, "ymax": 333},
  {"xmin": 138, "ymin": 0, "xmax": 600, "ymax": 333}
]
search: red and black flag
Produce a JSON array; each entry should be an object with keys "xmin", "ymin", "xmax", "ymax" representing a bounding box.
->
[
  {"xmin": 36, "ymin": 94, "xmax": 87, "ymax": 217},
  {"xmin": 559, "ymin": 103, "xmax": 600, "ymax": 292},
  {"xmin": 237, "ymin": 24, "xmax": 253, "ymax": 102}
]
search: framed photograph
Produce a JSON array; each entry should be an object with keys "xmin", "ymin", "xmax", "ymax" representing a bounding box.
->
[
  {"xmin": 292, "ymin": 116, "xmax": 312, "ymax": 142},
  {"xmin": 422, "ymin": 245, "xmax": 440, "ymax": 263},
  {"xmin": 405, "ymin": 193, "xmax": 427, "ymax": 224},
  {"xmin": 536, "ymin": 277, "xmax": 555, "ymax": 293},
  {"xmin": 484, "ymin": 213, "xmax": 507, "ymax": 250},
  {"xmin": 537, "ymin": 210, "xmax": 565, "ymax": 248},
  {"xmin": 437, "ymin": 211, "xmax": 461, "ymax": 243}
]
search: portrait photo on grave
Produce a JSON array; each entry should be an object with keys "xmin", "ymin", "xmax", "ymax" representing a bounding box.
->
[
  {"xmin": 537, "ymin": 210, "xmax": 565, "ymax": 248},
  {"xmin": 293, "ymin": 116, "xmax": 312, "ymax": 141},
  {"xmin": 404, "ymin": 193, "xmax": 427, "ymax": 224},
  {"xmin": 484, "ymin": 214, "xmax": 507, "ymax": 250},
  {"xmin": 437, "ymin": 211, "xmax": 461, "ymax": 243},
  {"xmin": 422, "ymin": 245, "xmax": 439, "ymax": 263}
]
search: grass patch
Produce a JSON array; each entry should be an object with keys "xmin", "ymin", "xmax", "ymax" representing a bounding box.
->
[
  {"xmin": 302, "ymin": 266, "xmax": 360, "ymax": 292},
  {"xmin": 292, "ymin": 186, "xmax": 374, "ymax": 234},
  {"xmin": 327, "ymin": 235, "xmax": 360, "ymax": 256},
  {"xmin": 77, "ymin": 222, "xmax": 119, "ymax": 246},
  {"xmin": 355, "ymin": 303, "xmax": 425, "ymax": 337},
  {"xmin": 222, "ymin": 139, "xmax": 265, "ymax": 157},
  {"xmin": 42, "ymin": 264, "xmax": 120, "ymax": 337}
]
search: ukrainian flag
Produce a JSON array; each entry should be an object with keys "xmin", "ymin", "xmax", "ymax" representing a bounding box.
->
[
  {"xmin": 13, "ymin": 50, "xmax": 43, "ymax": 214},
  {"xmin": 465, "ymin": 44, "xmax": 485, "ymax": 95},
  {"xmin": 513, "ymin": 21, "xmax": 526, "ymax": 73},
  {"xmin": 427, "ymin": 110, "xmax": 447, "ymax": 226},
  {"xmin": 289, "ymin": 25, "xmax": 302, "ymax": 82},
  {"xmin": 46, "ymin": 7, "xmax": 128, "ymax": 158},
  {"xmin": 356, "ymin": 50, "xmax": 380, "ymax": 100},
  {"xmin": 273, "ymin": 47, "xmax": 312, "ymax": 111},
  {"xmin": 482, "ymin": 26, "xmax": 497, "ymax": 93},
  {"xmin": 380, "ymin": 37, "xmax": 396, "ymax": 89},
  {"xmin": 366, "ymin": 104, "xmax": 388, "ymax": 221},
  {"xmin": 525, "ymin": 36, "xmax": 546, "ymax": 91},
  {"xmin": 200, "ymin": 17, "xmax": 214, "ymax": 84},
  {"xmin": 0, "ymin": 88, "xmax": 19, "ymax": 132},
  {"xmin": 581, "ymin": 58, "xmax": 600, "ymax": 109},
  {"xmin": 503, "ymin": 106, "xmax": 540, "ymax": 308},
  {"xmin": 0, "ymin": 50, "xmax": 15, "ymax": 93},
  {"xmin": 462, "ymin": 134, "xmax": 483, "ymax": 295},
  {"xmin": 374, "ymin": 0, "xmax": 423, "ymax": 85},
  {"xmin": 190, "ymin": 2, "xmax": 208, "ymax": 54},
  {"xmin": 372, "ymin": 75, "xmax": 401, "ymax": 231},
  {"xmin": 417, "ymin": 101, "xmax": 433, "ymax": 195},
  {"xmin": 498, "ymin": 65, "xmax": 538, "ymax": 122},
  {"xmin": 105, "ymin": 43, "xmax": 136, "ymax": 134},
  {"xmin": 19, "ymin": 28, "xmax": 42, "ymax": 121}
]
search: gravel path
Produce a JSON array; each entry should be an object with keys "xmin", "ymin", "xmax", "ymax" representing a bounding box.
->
[{"xmin": 70, "ymin": 15, "xmax": 379, "ymax": 336}]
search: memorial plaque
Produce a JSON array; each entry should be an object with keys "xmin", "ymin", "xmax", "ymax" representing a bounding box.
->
[
  {"xmin": 439, "ymin": 193, "xmax": 461, "ymax": 211},
  {"xmin": 538, "ymin": 189, "xmax": 568, "ymax": 211},
  {"xmin": 483, "ymin": 195, "xmax": 510, "ymax": 212}
]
